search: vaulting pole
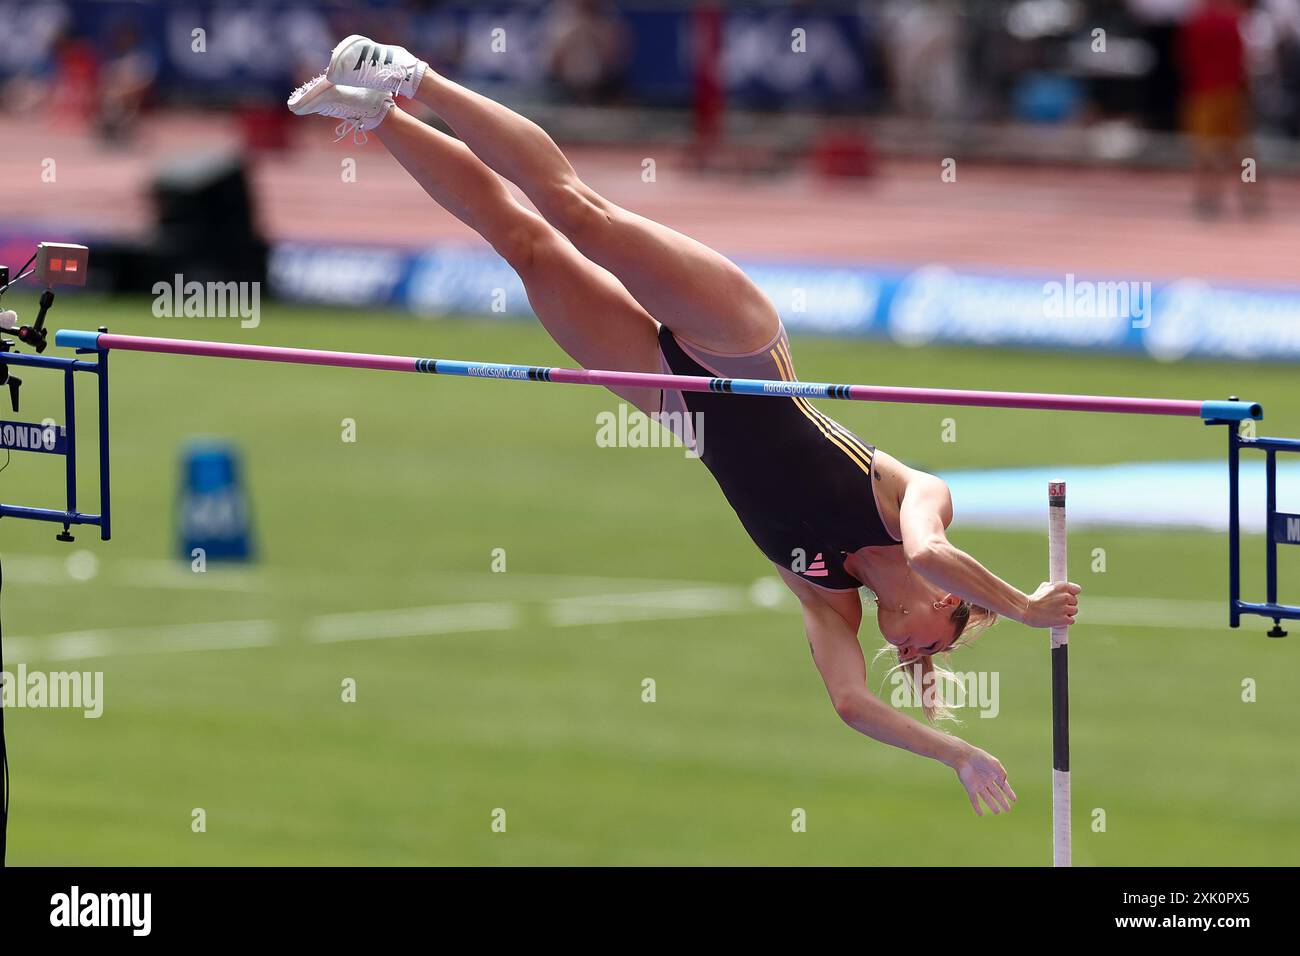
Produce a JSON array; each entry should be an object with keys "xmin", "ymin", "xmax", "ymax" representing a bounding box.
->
[{"xmin": 1047, "ymin": 480, "xmax": 1071, "ymax": 867}]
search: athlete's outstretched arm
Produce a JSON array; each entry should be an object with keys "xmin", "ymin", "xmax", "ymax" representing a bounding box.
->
[
  {"xmin": 797, "ymin": 593, "xmax": 1016, "ymax": 816},
  {"xmin": 899, "ymin": 473, "xmax": 1080, "ymax": 629}
]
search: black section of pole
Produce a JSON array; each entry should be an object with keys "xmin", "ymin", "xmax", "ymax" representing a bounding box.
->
[{"xmin": 1051, "ymin": 644, "xmax": 1070, "ymax": 772}]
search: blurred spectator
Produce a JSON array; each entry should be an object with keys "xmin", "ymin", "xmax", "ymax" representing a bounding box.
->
[
  {"xmin": 96, "ymin": 18, "xmax": 157, "ymax": 145},
  {"xmin": 1280, "ymin": 6, "xmax": 1300, "ymax": 136},
  {"xmin": 45, "ymin": 29, "xmax": 100, "ymax": 126},
  {"xmin": 879, "ymin": 0, "xmax": 967, "ymax": 120},
  {"xmin": 541, "ymin": 0, "xmax": 630, "ymax": 104},
  {"xmin": 1127, "ymin": 0, "xmax": 1193, "ymax": 130},
  {"xmin": 1177, "ymin": 0, "xmax": 1253, "ymax": 215},
  {"xmin": 1244, "ymin": 0, "xmax": 1300, "ymax": 137}
]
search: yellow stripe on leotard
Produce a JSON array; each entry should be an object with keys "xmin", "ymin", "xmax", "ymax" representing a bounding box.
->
[
  {"xmin": 768, "ymin": 341, "xmax": 873, "ymax": 479},
  {"xmin": 775, "ymin": 340, "xmax": 876, "ymax": 465}
]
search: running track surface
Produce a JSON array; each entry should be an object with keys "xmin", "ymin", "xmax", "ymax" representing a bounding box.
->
[{"xmin": 7, "ymin": 112, "xmax": 1298, "ymax": 284}]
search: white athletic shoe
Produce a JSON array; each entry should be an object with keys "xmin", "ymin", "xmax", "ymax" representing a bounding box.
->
[
  {"xmin": 326, "ymin": 34, "xmax": 427, "ymax": 99},
  {"xmin": 286, "ymin": 74, "xmax": 394, "ymax": 144}
]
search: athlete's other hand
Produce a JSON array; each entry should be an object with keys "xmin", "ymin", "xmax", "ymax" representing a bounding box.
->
[
  {"xmin": 1023, "ymin": 581, "xmax": 1081, "ymax": 629},
  {"xmin": 954, "ymin": 746, "xmax": 1017, "ymax": 816}
]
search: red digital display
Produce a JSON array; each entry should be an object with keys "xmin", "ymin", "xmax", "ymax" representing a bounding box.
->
[{"xmin": 35, "ymin": 243, "xmax": 89, "ymax": 287}]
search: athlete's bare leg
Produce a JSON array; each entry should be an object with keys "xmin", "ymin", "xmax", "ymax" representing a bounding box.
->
[
  {"xmin": 409, "ymin": 72, "xmax": 780, "ymax": 355},
  {"xmin": 376, "ymin": 107, "xmax": 661, "ymax": 413}
]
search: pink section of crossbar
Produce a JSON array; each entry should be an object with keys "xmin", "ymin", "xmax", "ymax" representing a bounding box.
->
[
  {"xmin": 843, "ymin": 383, "xmax": 1201, "ymax": 416},
  {"xmin": 95, "ymin": 333, "xmax": 419, "ymax": 373}
]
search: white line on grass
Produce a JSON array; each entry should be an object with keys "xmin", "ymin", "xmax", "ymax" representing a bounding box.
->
[
  {"xmin": 396, "ymin": 570, "xmax": 746, "ymax": 596},
  {"xmin": 1, "ymin": 554, "xmax": 270, "ymax": 593},
  {"xmin": 2, "ymin": 555, "xmax": 724, "ymax": 596},
  {"xmin": 1071, "ymin": 597, "xmax": 1227, "ymax": 629},
  {"xmin": 2, "ymin": 620, "xmax": 278, "ymax": 662},
  {"xmin": 546, "ymin": 586, "xmax": 753, "ymax": 627},
  {"xmin": 307, "ymin": 602, "xmax": 521, "ymax": 643}
]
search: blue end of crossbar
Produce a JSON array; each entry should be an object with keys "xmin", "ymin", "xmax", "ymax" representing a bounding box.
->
[
  {"xmin": 1201, "ymin": 400, "xmax": 1263, "ymax": 422},
  {"xmin": 0, "ymin": 504, "xmax": 102, "ymax": 526},
  {"xmin": 55, "ymin": 329, "xmax": 103, "ymax": 351},
  {"xmin": 1235, "ymin": 601, "xmax": 1300, "ymax": 622}
]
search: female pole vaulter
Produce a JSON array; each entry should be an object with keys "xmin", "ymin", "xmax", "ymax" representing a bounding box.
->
[{"xmin": 287, "ymin": 36, "xmax": 1081, "ymax": 817}]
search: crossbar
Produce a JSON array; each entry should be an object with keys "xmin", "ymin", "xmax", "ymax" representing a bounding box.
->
[{"xmin": 55, "ymin": 330, "xmax": 1263, "ymax": 421}]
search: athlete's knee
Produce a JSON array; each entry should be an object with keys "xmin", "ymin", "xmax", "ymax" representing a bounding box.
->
[
  {"xmin": 491, "ymin": 215, "xmax": 557, "ymax": 274},
  {"xmin": 538, "ymin": 177, "xmax": 612, "ymax": 240}
]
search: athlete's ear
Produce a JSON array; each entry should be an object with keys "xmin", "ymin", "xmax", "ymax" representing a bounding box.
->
[{"xmin": 935, "ymin": 593, "xmax": 961, "ymax": 609}]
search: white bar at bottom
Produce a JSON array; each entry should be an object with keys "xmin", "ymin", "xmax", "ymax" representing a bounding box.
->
[{"xmin": 1053, "ymin": 768, "xmax": 1072, "ymax": 867}]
